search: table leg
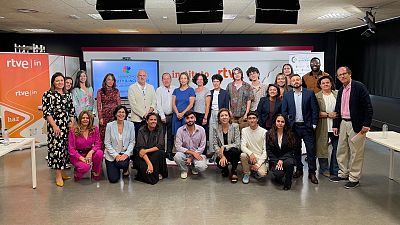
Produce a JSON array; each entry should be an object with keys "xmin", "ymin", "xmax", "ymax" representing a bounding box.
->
[
  {"xmin": 31, "ymin": 140, "xmax": 37, "ymax": 189},
  {"xmin": 389, "ymin": 148, "xmax": 394, "ymax": 180}
]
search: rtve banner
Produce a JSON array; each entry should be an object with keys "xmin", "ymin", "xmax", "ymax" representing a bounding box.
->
[{"xmin": 0, "ymin": 53, "xmax": 49, "ymax": 140}]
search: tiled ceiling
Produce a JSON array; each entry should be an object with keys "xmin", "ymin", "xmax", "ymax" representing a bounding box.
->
[{"xmin": 0, "ymin": 0, "xmax": 399, "ymax": 34}]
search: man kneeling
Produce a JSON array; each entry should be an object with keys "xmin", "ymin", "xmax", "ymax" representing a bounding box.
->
[
  {"xmin": 174, "ymin": 111, "xmax": 208, "ymax": 179},
  {"xmin": 240, "ymin": 111, "xmax": 268, "ymax": 184}
]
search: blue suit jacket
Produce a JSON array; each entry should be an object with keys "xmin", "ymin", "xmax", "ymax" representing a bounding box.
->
[
  {"xmin": 104, "ymin": 120, "xmax": 135, "ymax": 161},
  {"xmin": 333, "ymin": 80, "xmax": 373, "ymax": 133},
  {"xmin": 209, "ymin": 88, "xmax": 230, "ymax": 111},
  {"xmin": 282, "ymin": 88, "xmax": 319, "ymax": 129}
]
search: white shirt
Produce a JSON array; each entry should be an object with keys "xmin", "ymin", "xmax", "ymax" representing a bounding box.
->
[
  {"xmin": 211, "ymin": 90, "xmax": 220, "ymax": 110},
  {"xmin": 156, "ymin": 85, "xmax": 177, "ymax": 120},
  {"xmin": 323, "ymin": 93, "xmax": 336, "ymax": 132},
  {"xmin": 293, "ymin": 88, "xmax": 304, "ymax": 122}
]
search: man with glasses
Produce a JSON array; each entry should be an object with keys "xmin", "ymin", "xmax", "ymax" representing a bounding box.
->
[
  {"xmin": 302, "ymin": 57, "xmax": 331, "ymax": 93},
  {"xmin": 331, "ymin": 66, "xmax": 373, "ymax": 189}
]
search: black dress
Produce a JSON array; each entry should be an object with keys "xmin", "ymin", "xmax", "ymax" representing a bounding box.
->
[
  {"xmin": 42, "ymin": 90, "xmax": 74, "ymax": 169},
  {"xmin": 133, "ymin": 125, "xmax": 168, "ymax": 185}
]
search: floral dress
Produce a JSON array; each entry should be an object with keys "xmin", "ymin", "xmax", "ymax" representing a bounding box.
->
[
  {"xmin": 97, "ymin": 88, "xmax": 121, "ymax": 147},
  {"xmin": 42, "ymin": 90, "xmax": 74, "ymax": 169},
  {"xmin": 72, "ymin": 87, "xmax": 96, "ymax": 117}
]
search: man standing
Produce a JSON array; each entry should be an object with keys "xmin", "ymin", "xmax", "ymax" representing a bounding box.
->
[
  {"xmin": 128, "ymin": 69, "xmax": 156, "ymax": 136},
  {"xmin": 240, "ymin": 111, "xmax": 268, "ymax": 184},
  {"xmin": 282, "ymin": 74, "xmax": 320, "ymax": 184},
  {"xmin": 174, "ymin": 111, "xmax": 207, "ymax": 179},
  {"xmin": 156, "ymin": 72, "xmax": 177, "ymax": 161},
  {"xmin": 331, "ymin": 66, "xmax": 373, "ymax": 189},
  {"xmin": 302, "ymin": 57, "xmax": 330, "ymax": 93},
  {"xmin": 247, "ymin": 66, "xmax": 268, "ymax": 111},
  {"xmin": 226, "ymin": 67, "xmax": 254, "ymax": 129}
]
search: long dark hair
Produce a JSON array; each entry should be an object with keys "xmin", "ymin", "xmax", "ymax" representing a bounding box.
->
[
  {"xmin": 101, "ymin": 73, "xmax": 117, "ymax": 95},
  {"xmin": 267, "ymin": 114, "xmax": 296, "ymax": 148},
  {"xmin": 74, "ymin": 70, "xmax": 89, "ymax": 89}
]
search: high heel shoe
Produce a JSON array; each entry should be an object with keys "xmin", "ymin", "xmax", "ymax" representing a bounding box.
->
[
  {"xmin": 56, "ymin": 179, "xmax": 64, "ymax": 187},
  {"xmin": 61, "ymin": 172, "xmax": 71, "ymax": 180}
]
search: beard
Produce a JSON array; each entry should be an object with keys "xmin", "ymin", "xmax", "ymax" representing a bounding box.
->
[
  {"xmin": 292, "ymin": 83, "xmax": 301, "ymax": 88},
  {"xmin": 186, "ymin": 121, "xmax": 195, "ymax": 126}
]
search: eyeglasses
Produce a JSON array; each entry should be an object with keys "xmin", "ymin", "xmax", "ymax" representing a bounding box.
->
[{"xmin": 337, "ymin": 72, "xmax": 348, "ymax": 77}]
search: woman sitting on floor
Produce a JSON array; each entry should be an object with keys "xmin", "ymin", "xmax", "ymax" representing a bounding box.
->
[
  {"xmin": 104, "ymin": 105, "xmax": 135, "ymax": 183},
  {"xmin": 266, "ymin": 114, "xmax": 296, "ymax": 190},
  {"xmin": 68, "ymin": 110, "xmax": 103, "ymax": 181},
  {"xmin": 133, "ymin": 112, "xmax": 168, "ymax": 185}
]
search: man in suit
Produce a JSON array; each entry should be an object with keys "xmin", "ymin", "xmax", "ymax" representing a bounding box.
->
[
  {"xmin": 331, "ymin": 66, "xmax": 373, "ymax": 189},
  {"xmin": 282, "ymin": 74, "xmax": 320, "ymax": 184}
]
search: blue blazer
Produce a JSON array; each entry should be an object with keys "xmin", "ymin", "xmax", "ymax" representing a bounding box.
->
[
  {"xmin": 210, "ymin": 88, "xmax": 230, "ymax": 111},
  {"xmin": 333, "ymin": 80, "xmax": 373, "ymax": 133},
  {"xmin": 104, "ymin": 120, "xmax": 135, "ymax": 161},
  {"xmin": 282, "ymin": 88, "xmax": 319, "ymax": 129}
]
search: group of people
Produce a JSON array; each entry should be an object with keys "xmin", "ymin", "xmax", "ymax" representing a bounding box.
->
[{"xmin": 42, "ymin": 57, "xmax": 373, "ymax": 191}]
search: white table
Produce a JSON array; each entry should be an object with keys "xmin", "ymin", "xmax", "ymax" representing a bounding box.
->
[
  {"xmin": 366, "ymin": 131, "xmax": 400, "ymax": 180},
  {"xmin": 0, "ymin": 138, "xmax": 37, "ymax": 189}
]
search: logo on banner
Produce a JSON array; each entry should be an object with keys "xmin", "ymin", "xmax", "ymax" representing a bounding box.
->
[{"xmin": 122, "ymin": 66, "xmax": 131, "ymax": 74}]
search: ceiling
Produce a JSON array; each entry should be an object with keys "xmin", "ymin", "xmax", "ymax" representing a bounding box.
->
[{"xmin": 0, "ymin": 0, "xmax": 399, "ymax": 34}]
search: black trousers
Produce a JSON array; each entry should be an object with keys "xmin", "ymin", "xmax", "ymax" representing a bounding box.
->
[
  {"xmin": 215, "ymin": 147, "xmax": 241, "ymax": 173},
  {"xmin": 195, "ymin": 112, "xmax": 209, "ymax": 154},
  {"xmin": 133, "ymin": 121, "xmax": 146, "ymax": 141},
  {"xmin": 270, "ymin": 158, "xmax": 295, "ymax": 186},
  {"xmin": 105, "ymin": 157, "xmax": 130, "ymax": 183},
  {"xmin": 133, "ymin": 150, "xmax": 168, "ymax": 185},
  {"xmin": 161, "ymin": 114, "xmax": 174, "ymax": 155},
  {"xmin": 293, "ymin": 124, "xmax": 317, "ymax": 174}
]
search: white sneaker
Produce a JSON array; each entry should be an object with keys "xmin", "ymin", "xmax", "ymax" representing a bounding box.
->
[
  {"xmin": 180, "ymin": 171, "xmax": 188, "ymax": 179},
  {"xmin": 192, "ymin": 169, "xmax": 199, "ymax": 175},
  {"xmin": 159, "ymin": 174, "xmax": 163, "ymax": 180}
]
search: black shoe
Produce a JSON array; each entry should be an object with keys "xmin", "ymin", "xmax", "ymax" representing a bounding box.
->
[
  {"xmin": 344, "ymin": 181, "xmax": 359, "ymax": 189},
  {"xmin": 293, "ymin": 170, "xmax": 303, "ymax": 178},
  {"xmin": 308, "ymin": 174, "xmax": 319, "ymax": 184},
  {"xmin": 329, "ymin": 176, "xmax": 348, "ymax": 183},
  {"xmin": 273, "ymin": 176, "xmax": 284, "ymax": 185},
  {"xmin": 283, "ymin": 184, "xmax": 291, "ymax": 191}
]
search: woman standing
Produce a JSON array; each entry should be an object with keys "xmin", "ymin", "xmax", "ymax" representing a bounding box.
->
[
  {"xmin": 42, "ymin": 72, "xmax": 75, "ymax": 187},
  {"xmin": 72, "ymin": 70, "xmax": 96, "ymax": 117},
  {"xmin": 68, "ymin": 111, "xmax": 103, "ymax": 181},
  {"xmin": 65, "ymin": 76, "xmax": 74, "ymax": 93},
  {"xmin": 212, "ymin": 109, "xmax": 241, "ymax": 183},
  {"xmin": 192, "ymin": 73, "xmax": 211, "ymax": 129},
  {"xmin": 274, "ymin": 73, "xmax": 291, "ymax": 100},
  {"xmin": 97, "ymin": 73, "xmax": 121, "ymax": 148},
  {"xmin": 257, "ymin": 84, "xmax": 282, "ymax": 131},
  {"xmin": 172, "ymin": 72, "xmax": 195, "ymax": 135},
  {"xmin": 267, "ymin": 114, "xmax": 296, "ymax": 190},
  {"xmin": 133, "ymin": 113, "xmax": 168, "ymax": 185},
  {"xmin": 104, "ymin": 105, "xmax": 135, "ymax": 183},
  {"xmin": 282, "ymin": 63, "xmax": 294, "ymax": 86},
  {"xmin": 315, "ymin": 75, "xmax": 339, "ymax": 178}
]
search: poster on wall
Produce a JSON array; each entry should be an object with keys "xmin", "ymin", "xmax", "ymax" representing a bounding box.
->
[
  {"xmin": 0, "ymin": 53, "xmax": 50, "ymax": 141},
  {"xmin": 289, "ymin": 52, "xmax": 325, "ymax": 76}
]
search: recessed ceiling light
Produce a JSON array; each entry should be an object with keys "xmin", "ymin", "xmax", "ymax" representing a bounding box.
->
[
  {"xmin": 88, "ymin": 14, "xmax": 102, "ymax": 20},
  {"xmin": 0, "ymin": 16, "xmax": 5, "ymax": 19},
  {"xmin": 283, "ymin": 29, "xmax": 303, "ymax": 33},
  {"xmin": 223, "ymin": 14, "xmax": 237, "ymax": 20},
  {"xmin": 118, "ymin": 29, "xmax": 139, "ymax": 33},
  {"xmin": 25, "ymin": 29, "xmax": 54, "ymax": 33},
  {"xmin": 69, "ymin": 15, "xmax": 80, "ymax": 19},
  {"xmin": 318, "ymin": 13, "xmax": 351, "ymax": 20},
  {"xmin": 162, "ymin": 16, "xmax": 168, "ymax": 20},
  {"xmin": 17, "ymin": 9, "xmax": 39, "ymax": 13}
]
